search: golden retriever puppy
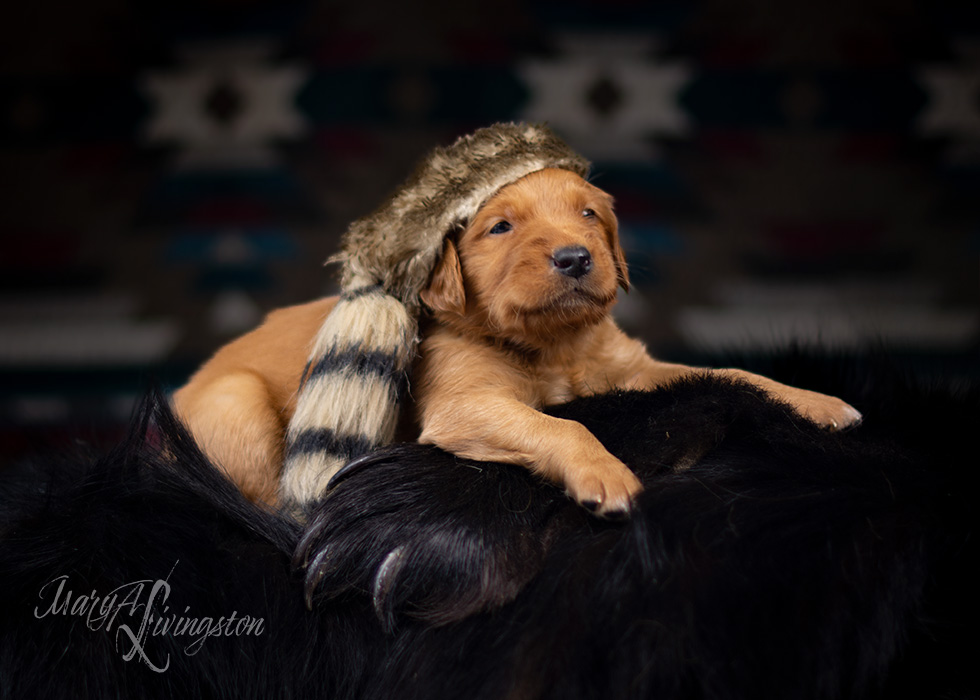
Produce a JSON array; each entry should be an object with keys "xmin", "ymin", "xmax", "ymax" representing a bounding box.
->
[{"xmin": 173, "ymin": 168, "xmax": 861, "ymax": 517}]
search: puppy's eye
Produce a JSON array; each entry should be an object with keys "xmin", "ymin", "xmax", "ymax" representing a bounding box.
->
[
  {"xmin": 489, "ymin": 221, "xmax": 512, "ymax": 235},
  {"xmin": 582, "ymin": 208, "xmax": 596, "ymax": 218}
]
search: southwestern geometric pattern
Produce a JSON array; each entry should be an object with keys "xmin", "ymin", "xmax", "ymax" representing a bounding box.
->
[{"xmin": 1, "ymin": 0, "xmax": 977, "ymax": 463}]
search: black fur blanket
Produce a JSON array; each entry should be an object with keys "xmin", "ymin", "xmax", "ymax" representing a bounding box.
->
[{"xmin": 1, "ymin": 354, "xmax": 977, "ymax": 699}]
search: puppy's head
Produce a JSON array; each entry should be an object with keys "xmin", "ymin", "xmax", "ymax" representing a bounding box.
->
[{"xmin": 421, "ymin": 168, "xmax": 629, "ymax": 347}]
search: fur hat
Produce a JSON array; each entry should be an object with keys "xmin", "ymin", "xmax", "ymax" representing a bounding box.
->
[{"xmin": 280, "ymin": 123, "xmax": 591, "ymax": 514}]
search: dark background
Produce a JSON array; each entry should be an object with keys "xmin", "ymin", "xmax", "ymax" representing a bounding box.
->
[{"xmin": 1, "ymin": 0, "xmax": 977, "ymax": 460}]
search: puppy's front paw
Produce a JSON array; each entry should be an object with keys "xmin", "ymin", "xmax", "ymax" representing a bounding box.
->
[
  {"xmin": 563, "ymin": 455, "xmax": 643, "ymax": 520},
  {"xmin": 787, "ymin": 389, "xmax": 863, "ymax": 431}
]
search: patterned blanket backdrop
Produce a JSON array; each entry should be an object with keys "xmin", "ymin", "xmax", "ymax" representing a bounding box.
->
[{"xmin": 1, "ymin": 0, "xmax": 977, "ymax": 463}]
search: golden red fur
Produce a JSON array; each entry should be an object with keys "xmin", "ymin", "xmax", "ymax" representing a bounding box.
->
[{"xmin": 174, "ymin": 168, "xmax": 861, "ymax": 517}]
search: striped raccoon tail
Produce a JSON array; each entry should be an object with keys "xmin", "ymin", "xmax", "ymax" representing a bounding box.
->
[{"xmin": 280, "ymin": 283, "xmax": 415, "ymax": 516}]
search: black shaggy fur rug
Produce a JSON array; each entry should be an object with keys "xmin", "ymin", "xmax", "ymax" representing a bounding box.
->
[{"xmin": 1, "ymin": 353, "xmax": 977, "ymax": 700}]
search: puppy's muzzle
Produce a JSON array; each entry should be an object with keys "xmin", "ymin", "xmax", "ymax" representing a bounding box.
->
[{"xmin": 552, "ymin": 246, "xmax": 593, "ymax": 279}]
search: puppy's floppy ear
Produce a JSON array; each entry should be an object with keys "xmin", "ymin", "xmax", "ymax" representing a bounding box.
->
[
  {"xmin": 420, "ymin": 236, "xmax": 466, "ymax": 315},
  {"xmin": 601, "ymin": 197, "xmax": 630, "ymax": 292}
]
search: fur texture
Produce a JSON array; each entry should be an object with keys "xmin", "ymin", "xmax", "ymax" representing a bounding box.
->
[
  {"xmin": 282, "ymin": 124, "xmax": 589, "ymax": 513},
  {"xmin": 2, "ymin": 354, "xmax": 977, "ymax": 699}
]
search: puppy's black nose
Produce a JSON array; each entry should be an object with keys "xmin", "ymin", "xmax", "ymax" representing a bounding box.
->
[{"xmin": 552, "ymin": 246, "xmax": 592, "ymax": 279}]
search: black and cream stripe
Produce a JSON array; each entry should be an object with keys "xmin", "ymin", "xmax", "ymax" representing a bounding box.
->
[{"xmin": 281, "ymin": 284, "xmax": 415, "ymax": 513}]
